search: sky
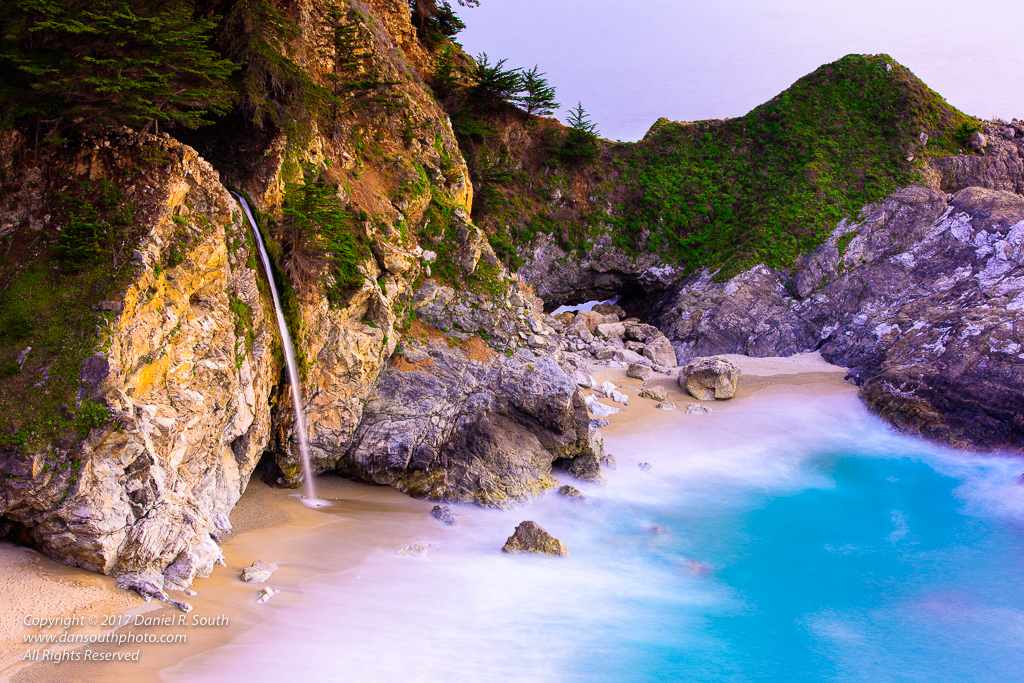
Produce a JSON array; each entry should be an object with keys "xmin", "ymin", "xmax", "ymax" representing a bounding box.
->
[{"xmin": 456, "ymin": 0, "xmax": 1024, "ymax": 141}]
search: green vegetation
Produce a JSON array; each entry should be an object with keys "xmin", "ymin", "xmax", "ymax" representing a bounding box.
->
[
  {"xmin": 275, "ymin": 171, "xmax": 371, "ymax": 306},
  {"xmin": 557, "ymin": 101, "xmax": 600, "ymax": 164},
  {"xmin": 0, "ymin": 179, "xmax": 147, "ymax": 451},
  {"xmin": 513, "ymin": 66, "xmax": 560, "ymax": 117},
  {"xmin": 0, "ymin": 0, "xmax": 237, "ymax": 133},
  {"xmin": 612, "ymin": 54, "xmax": 974, "ymax": 278}
]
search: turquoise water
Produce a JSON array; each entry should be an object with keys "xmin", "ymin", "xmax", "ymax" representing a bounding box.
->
[{"xmin": 166, "ymin": 391, "xmax": 1024, "ymax": 682}]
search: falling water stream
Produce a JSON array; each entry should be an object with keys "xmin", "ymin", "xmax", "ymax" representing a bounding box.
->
[{"xmin": 232, "ymin": 193, "xmax": 329, "ymax": 509}]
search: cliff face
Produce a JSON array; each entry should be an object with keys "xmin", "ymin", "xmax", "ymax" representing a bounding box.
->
[
  {"xmin": 0, "ymin": 0, "xmax": 601, "ymax": 598},
  {"xmin": 0, "ymin": 130, "xmax": 280, "ymax": 601}
]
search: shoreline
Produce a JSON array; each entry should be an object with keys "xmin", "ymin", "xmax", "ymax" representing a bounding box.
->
[{"xmin": 2, "ymin": 352, "xmax": 855, "ymax": 682}]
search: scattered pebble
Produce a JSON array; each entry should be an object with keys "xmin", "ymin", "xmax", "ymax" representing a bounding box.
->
[
  {"xmin": 256, "ymin": 587, "xmax": 280, "ymax": 604},
  {"xmin": 395, "ymin": 543, "xmax": 434, "ymax": 557}
]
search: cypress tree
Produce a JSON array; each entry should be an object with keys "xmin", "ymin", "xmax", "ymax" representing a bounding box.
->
[
  {"xmin": 513, "ymin": 66, "xmax": 559, "ymax": 116},
  {"xmin": 558, "ymin": 101, "xmax": 600, "ymax": 164},
  {"xmin": 0, "ymin": 0, "xmax": 237, "ymax": 132}
]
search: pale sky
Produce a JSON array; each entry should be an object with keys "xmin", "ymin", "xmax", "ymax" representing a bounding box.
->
[{"xmin": 457, "ymin": 0, "xmax": 1024, "ymax": 141}]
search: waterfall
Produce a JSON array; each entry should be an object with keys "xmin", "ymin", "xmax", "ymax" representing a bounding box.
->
[{"xmin": 232, "ymin": 193, "xmax": 329, "ymax": 508}]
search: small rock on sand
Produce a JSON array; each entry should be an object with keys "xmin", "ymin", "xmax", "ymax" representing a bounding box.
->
[
  {"xmin": 686, "ymin": 403, "xmax": 712, "ymax": 415},
  {"xmin": 395, "ymin": 543, "xmax": 434, "ymax": 557},
  {"xmin": 241, "ymin": 560, "xmax": 278, "ymax": 583},
  {"xmin": 256, "ymin": 587, "xmax": 280, "ymax": 604},
  {"xmin": 640, "ymin": 385, "xmax": 668, "ymax": 402},
  {"xmin": 656, "ymin": 400, "xmax": 676, "ymax": 411}
]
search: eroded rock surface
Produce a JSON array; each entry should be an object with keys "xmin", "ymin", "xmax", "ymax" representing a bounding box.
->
[
  {"xmin": 647, "ymin": 185, "xmax": 1024, "ymax": 448},
  {"xmin": 680, "ymin": 357, "xmax": 742, "ymax": 400},
  {"xmin": 501, "ymin": 521, "xmax": 568, "ymax": 556}
]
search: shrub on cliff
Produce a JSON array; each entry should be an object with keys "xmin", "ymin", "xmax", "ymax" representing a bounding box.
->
[{"xmin": 276, "ymin": 173, "xmax": 370, "ymax": 303}]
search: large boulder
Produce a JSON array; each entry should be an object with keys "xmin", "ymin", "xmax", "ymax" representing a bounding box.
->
[
  {"xmin": 679, "ymin": 357, "xmax": 742, "ymax": 400},
  {"xmin": 501, "ymin": 521, "xmax": 568, "ymax": 556},
  {"xmin": 643, "ymin": 335, "xmax": 678, "ymax": 368}
]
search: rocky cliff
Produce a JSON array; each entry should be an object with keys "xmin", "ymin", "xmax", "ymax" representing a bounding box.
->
[{"xmin": 1, "ymin": 0, "xmax": 1022, "ymax": 602}]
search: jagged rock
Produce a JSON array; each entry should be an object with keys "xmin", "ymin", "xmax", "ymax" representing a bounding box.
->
[
  {"xmin": 241, "ymin": 560, "xmax": 278, "ymax": 583},
  {"xmin": 596, "ymin": 322, "xmax": 626, "ymax": 339},
  {"xmin": 592, "ymin": 303, "xmax": 626, "ymax": 317},
  {"xmin": 644, "ymin": 184, "xmax": 1024, "ymax": 449},
  {"xmin": 431, "ymin": 505, "xmax": 458, "ymax": 526},
  {"xmin": 686, "ymin": 404, "xmax": 713, "ymax": 415},
  {"xmin": 968, "ymin": 130, "xmax": 988, "ymax": 151},
  {"xmin": 501, "ymin": 521, "xmax": 568, "ymax": 556},
  {"xmin": 656, "ymin": 401, "xmax": 676, "ymax": 411},
  {"xmin": 340, "ymin": 343, "xmax": 602, "ymax": 507},
  {"xmin": 643, "ymin": 336, "xmax": 678, "ymax": 368},
  {"xmin": 590, "ymin": 418, "xmax": 611, "ymax": 430},
  {"xmin": 395, "ymin": 543, "xmax": 434, "ymax": 557},
  {"xmin": 558, "ymin": 485, "xmax": 584, "ymax": 500},
  {"xmin": 627, "ymin": 363, "xmax": 654, "ymax": 381},
  {"xmin": 640, "ymin": 386, "xmax": 668, "ymax": 402},
  {"xmin": 584, "ymin": 394, "xmax": 620, "ymax": 417},
  {"xmin": 594, "ymin": 346, "xmax": 616, "ymax": 360},
  {"xmin": 680, "ymin": 357, "xmax": 742, "ymax": 400}
]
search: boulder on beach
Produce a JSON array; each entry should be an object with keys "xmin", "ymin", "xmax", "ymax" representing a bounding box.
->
[
  {"xmin": 627, "ymin": 363, "xmax": 654, "ymax": 382},
  {"xmin": 641, "ymin": 385, "xmax": 668, "ymax": 401},
  {"xmin": 585, "ymin": 393, "xmax": 620, "ymax": 417},
  {"xmin": 501, "ymin": 521, "xmax": 569, "ymax": 556},
  {"xmin": 679, "ymin": 356, "xmax": 742, "ymax": 400},
  {"xmin": 431, "ymin": 505, "xmax": 458, "ymax": 526},
  {"xmin": 241, "ymin": 560, "xmax": 278, "ymax": 583},
  {"xmin": 656, "ymin": 400, "xmax": 676, "ymax": 411}
]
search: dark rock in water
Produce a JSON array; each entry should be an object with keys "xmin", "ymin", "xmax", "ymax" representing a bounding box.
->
[
  {"xmin": 558, "ymin": 484, "xmax": 584, "ymax": 501},
  {"xmin": 501, "ymin": 521, "xmax": 569, "ymax": 556},
  {"xmin": 679, "ymin": 357, "xmax": 742, "ymax": 400},
  {"xmin": 601, "ymin": 452, "xmax": 619, "ymax": 470},
  {"xmin": 431, "ymin": 505, "xmax": 458, "ymax": 526},
  {"xmin": 638, "ymin": 462, "xmax": 652, "ymax": 472}
]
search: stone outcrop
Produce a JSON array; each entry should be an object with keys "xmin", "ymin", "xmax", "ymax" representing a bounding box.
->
[
  {"xmin": 0, "ymin": 132, "xmax": 280, "ymax": 598},
  {"xmin": 680, "ymin": 357, "xmax": 742, "ymax": 400},
  {"xmin": 501, "ymin": 521, "xmax": 568, "ymax": 556},
  {"xmin": 645, "ymin": 184, "xmax": 1024, "ymax": 448}
]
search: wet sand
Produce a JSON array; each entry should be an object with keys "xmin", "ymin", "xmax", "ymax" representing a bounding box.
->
[{"xmin": 2, "ymin": 352, "xmax": 855, "ymax": 682}]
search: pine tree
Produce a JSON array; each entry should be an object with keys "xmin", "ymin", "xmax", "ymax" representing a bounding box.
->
[
  {"xmin": 558, "ymin": 101, "xmax": 600, "ymax": 164},
  {"xmin": 0, "ymin": 0, "xmax": 237, "ymax": 132},
  {"xmin": 466, "ymin": 53, "xmax": 522, "ymax": 110},
  {"xmin": 513, "ymin": 66, "xmax": 559, "ymax": 116}
]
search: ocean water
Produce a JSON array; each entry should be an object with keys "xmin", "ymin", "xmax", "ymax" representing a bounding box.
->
[{"xmin": 163, "ymin": 392, "xmax": 1024, "ymax": 682}]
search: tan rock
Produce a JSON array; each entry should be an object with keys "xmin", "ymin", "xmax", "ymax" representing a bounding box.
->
[
  {"xmin": 501, "ymin": 521, "xmax": 568, "ymax": 556},
  {"xmin": 679, "ymin": 356, "xmax": 742, "ymax": 400}
]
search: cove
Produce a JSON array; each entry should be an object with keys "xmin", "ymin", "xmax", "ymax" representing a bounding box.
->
[{"xmin": 163, "ymin": 390, "xmax": 1024, "ymax": 683}]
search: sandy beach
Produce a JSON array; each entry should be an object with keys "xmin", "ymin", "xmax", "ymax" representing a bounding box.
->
[{"xmin": 1, "ymin": 352, "xmax": 855, "ymax": 682}]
